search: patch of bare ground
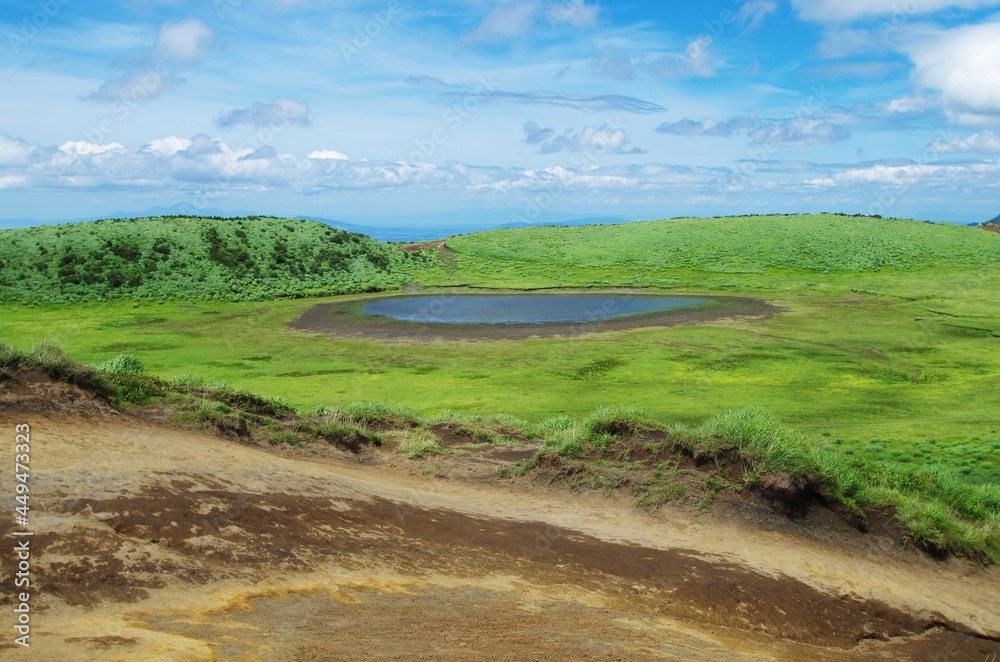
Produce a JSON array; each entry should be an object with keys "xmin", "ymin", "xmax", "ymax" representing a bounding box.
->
[{"xmin": 1, "ymin": 376, "xmax": 998, "ymax": 660}]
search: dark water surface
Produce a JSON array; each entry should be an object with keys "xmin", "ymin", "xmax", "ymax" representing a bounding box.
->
[{"xmin": 361, "ymin": 295, "xmax": 709, "ymax": 325}]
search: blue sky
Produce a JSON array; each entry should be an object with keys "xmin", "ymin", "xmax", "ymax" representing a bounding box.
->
[{"xmin": 2, "ymin": 0, "xmax": 999, "ymax": 225}]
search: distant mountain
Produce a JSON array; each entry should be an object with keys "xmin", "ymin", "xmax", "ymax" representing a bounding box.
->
[
  {"xmin": 102, "ymin": 202, "xmax": 258, "ymax": 219},
  {"xmin": 495, "ymin": 216, "xmax": 631, "ymax": 230}
]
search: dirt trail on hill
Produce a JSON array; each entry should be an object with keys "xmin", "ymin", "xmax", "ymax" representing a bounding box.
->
[{"xmin": 1, "ymin": 386, "xmax": 999, "ymax": 659}]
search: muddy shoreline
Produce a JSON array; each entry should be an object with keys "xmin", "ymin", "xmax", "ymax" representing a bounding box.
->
[{"xmin": 288, "ymin": 290, "xmax": 782, "ymax": 341}]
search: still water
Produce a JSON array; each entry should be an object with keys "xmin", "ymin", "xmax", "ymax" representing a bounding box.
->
[{"xmin": 361, "ymin": 294, "xmax": 708, "ymax": 325}]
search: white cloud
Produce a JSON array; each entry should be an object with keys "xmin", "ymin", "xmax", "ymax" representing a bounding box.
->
[
  {"xmin": 883, "ymin": 95, "xmax": 938, "ymax": 115},
  {"xmin": 308, "ymin": 149, "xmax": 348, "ymax": 160},
  {"xmin": 807, "ymin": 161, "xmax": 1000, "ymax": 191},
  {"xmin": 928, "ymin": 130, "xmax": 1000, "ymax": 153},
  {"xmin": 0, "ymin": 134, "xmax": 731, "ymax": 197},
  {"xmin": 217, "ymin": 98, "xmax": 312, "ymax": 128},
  {"xmin": 0, "ymin": 135, "xmax": 37, "ymax": 166},
  {"xmin": 791, "ymin": 0, "xmax": 1000, "ymax": 22},
  {"xmin": 58, "ymin": 141, "xmax": 125, "ymax": 156},
  {"xmin": 154, "ymin": 18, "xmax": 215, "ymax": 65},
  {"xmin": 900, "ymin": 22, "xmax": 1000, "ymax": 122},
  {"xmin": 145, "ymin": 136, "xmax": 192, "ymax": 157}
]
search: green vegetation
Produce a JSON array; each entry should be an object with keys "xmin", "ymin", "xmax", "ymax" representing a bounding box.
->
[
  {"xmin": 1, "ymin": 214, "xmax": 997, "ymax": 483},
  {"xmin": 423, "ymin": 214, "xmax": 1000, "ymax": 289},
  {"xmin": 0, "ymin": 215, "xmax": 437, "ymax": 303},
  {"xmin": 526, "ymin": 405, "xmax": 1000, "ymax": 563},
  {"xmin": 396, "ymin": 431, "xmax": 444, "ymax": 458},
  {"xmin": 3, "ymin": 342, "xmax": 996, "ymax": 562}
]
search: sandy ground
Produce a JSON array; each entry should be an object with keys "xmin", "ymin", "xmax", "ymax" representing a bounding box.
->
[{"xmin": 1, "ymin": 378, "xmax": 999, "ymax": 660}]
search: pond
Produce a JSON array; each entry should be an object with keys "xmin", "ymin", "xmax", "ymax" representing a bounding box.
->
[{"xmin": 360, "ymin": 294, "xmax": 709, "ymax": 325}]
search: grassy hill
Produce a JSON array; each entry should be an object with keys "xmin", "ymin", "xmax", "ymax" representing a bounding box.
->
[
  {"xmin": 0, "ymin": 215, "xmax": 437, "ymax": 304},
  {"xmin": 426, "ymin": 214, "xmax": 1000, "ymax": 288}
]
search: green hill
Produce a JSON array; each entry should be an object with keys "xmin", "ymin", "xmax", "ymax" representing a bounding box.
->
[
  {"xmin": 435, "ymin": 214, "xmax": 1000, "ymax": 288},
  {"xmin": 0, "ymin": 216, "xmax": 436, "ymax": 303}
]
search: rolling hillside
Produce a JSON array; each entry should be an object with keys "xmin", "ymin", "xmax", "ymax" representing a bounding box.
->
[
  {"xmin": 0, "ymin": 216, "xmax": 437, "ymax": 303},
  {"xmin": 436, "ymin": 214, "xmax": 1000, "ymax": 288}
]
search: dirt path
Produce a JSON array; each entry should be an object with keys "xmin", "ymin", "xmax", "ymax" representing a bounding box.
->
[{"xmin": 1, "ymin": 403, "xmax": 998, "ymax": 660}]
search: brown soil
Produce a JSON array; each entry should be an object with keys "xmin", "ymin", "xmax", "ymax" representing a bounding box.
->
[
  {"xmin": 403, "ymin": 241, "xmax": 457, "ymax": 269},
  {"xmin": 288, "ymin": 292, "xmax": 781, "ymax": 341},
  {"xmin": 1, "ymin": 377, "xmax": 999, "ymax": 660}
]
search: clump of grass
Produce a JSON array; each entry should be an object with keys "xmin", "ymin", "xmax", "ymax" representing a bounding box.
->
[
  {"xmin": 301, "ymin": 419, "xmax": 381, "ymax": 450},
  {"xmin": 99, "ymin": 353, "xmax": 145, "ymax": 375},
  {"xmin": 396, "ymin": 431, "xmax": 442, "ymax": 458},
  {"xmin": 581, "ymin": 405, "xmax": 655, "ymax": 439},
  {"xmin": 338, "ymin": 401, "xmax": 420, "ymax": 428},
  {"xmin": 0, "ymin": 342, "xmax": 113, "ymax": 396},
  {"xmin": 171, "ymin": 373, "xmax": 204, "ymax": 387}
]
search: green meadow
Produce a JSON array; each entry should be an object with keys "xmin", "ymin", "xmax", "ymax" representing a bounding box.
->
[{"xmin": 2, "ymin": 213, "xmax": 999, "ymax": 482}]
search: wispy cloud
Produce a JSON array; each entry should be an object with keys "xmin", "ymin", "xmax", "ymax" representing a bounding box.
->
[
  {"xmin": 657, "ymin": 115, "xmax": 760, "ymax": 137},
  {"xmin": 463, "ymin": 0, "xmax": 599, "ymax": 43},
  {"xmin": 657, "ymin": 113, "xmax": 850, "ymax": 146},
  {"xmin": 791, "ymin": 0, "xmax": 1000, "ymax": 22},
  {"xmin": 216, "ymin": 98, "xmax": 312, "ymax": 129},
  {"xmin": 737, "ymin": 1, "xmax": 778, "ymax": 34},
  {"xmin": 522, "ymin": 121, "xmax": 646, "ymax": 154}
]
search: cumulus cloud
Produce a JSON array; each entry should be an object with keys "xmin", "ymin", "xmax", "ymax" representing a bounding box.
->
[
  {"xmin": 791, "ymin": 0, "xmax": 1000, "ymax": 22},
  {"xmin": 928, "ymin": 130, "xmax": 1000, "ymax": 153},
  {"xmin": 145, "ymin": 136, "xmax": 192, "ymax": 157},
  {"xmin": 86, "ymin": 18, "xmax": 213, "ymax": 102},
  {"xmin": 898, "ymin": 22, "xmax": 1000, "ymax": 123},
  {"xmin": 522, "ymin": 121, "xmax": 646, "ymax": 154},
  {"xmin": 216, "ymin": 97, "xmax": 312, "ymax": 128}
]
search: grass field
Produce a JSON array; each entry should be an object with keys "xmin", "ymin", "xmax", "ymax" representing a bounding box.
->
[{"xmin": 1, "ymin": 213, "xmax": 998, "ymax": 483}]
